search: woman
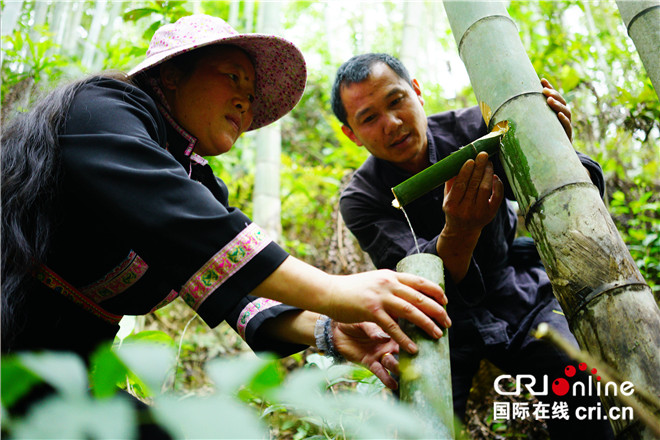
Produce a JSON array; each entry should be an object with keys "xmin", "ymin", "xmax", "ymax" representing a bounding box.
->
[{"xmin": 1, "ymin": 15, "xmax": 450, "ymax": 389}]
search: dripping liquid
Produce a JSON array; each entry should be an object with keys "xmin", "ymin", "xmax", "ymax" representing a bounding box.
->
[{"xmin": 400, "ymin": 206, "xmax": 421, "ymax": 254}]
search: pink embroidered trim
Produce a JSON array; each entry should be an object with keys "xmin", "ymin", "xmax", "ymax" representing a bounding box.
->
[
  {"xmin": 180, "ymin": 223, "xmax": 271, "ymax": 311},
  {"xmin": 149, "ymin": 290, "xmax": 179, "ymax": 313},
  {"xmin": 236, "ymin": 298, "xmax": 281, "ymax": 339},
  {"xmin": 34, "ymin": 265, "xmax": 123, "ymax": 325},
  {"xmin": 190, "ymin": 153, "xmax": 208, "ymax": 165},
  {"xmin": 81, "ymin": 251, "xmax": 149, "ymax": 303}
]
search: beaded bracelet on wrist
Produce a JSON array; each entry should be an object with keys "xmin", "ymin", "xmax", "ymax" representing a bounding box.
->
[
  {"xmin": 323, "ymin": 317, "xmax": 345, "ymax": 363},
  {"xmin": 314, "ymin": 314, "xmax": 329, "ymax": 352},
  {"xmin": 313, "ymin": 315, "xmax": 344, "ymax": 363}
]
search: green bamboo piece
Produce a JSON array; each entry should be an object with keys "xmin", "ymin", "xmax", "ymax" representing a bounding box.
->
[
  {"xmin": 615, "ymin": 0, "xmax": 660, "ymax": 99},
  {"xmin": 391, "ymin": 122, "xmax": 507, "ymax": 209},
  {"xmin": 396, "ymin": 253, "xmax": 454, "ymax": 439},
  {"xmin": 442, "ymin": 2, "xmax": 660, "ymax": 439}
]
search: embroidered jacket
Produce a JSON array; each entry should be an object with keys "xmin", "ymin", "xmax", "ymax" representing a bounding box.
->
[{"xmin": 10, "ymin": 77, "xmax": 305, "ymax": 357}]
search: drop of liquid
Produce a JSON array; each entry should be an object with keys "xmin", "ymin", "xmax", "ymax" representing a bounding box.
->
[{"xmin": 400, "ymin": 206, "xmax": 420, "ymax": 254}]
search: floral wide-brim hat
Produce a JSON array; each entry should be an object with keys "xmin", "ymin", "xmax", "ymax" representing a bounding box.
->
[{"xmin": 129, "ymin": 14, "xmax": 307, "ymax": 131}]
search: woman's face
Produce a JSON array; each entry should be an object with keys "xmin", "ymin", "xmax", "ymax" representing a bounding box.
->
[{"xmin": 161, "ymin": 46, "xmax": 256, "ymax": 156}]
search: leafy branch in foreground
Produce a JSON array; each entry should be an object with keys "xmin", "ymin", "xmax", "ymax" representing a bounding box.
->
[{"xmin": 1, "ymin": 341, "xmax": 438, "ymax": 439}]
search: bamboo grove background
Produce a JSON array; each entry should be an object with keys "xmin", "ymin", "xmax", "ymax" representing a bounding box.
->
[{"xmin": 1, "ymin": 1, "xmax": 659, "ymax": 439}]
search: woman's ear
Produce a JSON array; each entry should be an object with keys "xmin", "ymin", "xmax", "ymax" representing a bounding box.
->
[{"xmin": 159, "ymin": 62, "xmax": 182, "ymax": 90}]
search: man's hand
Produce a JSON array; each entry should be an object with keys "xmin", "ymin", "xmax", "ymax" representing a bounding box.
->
[
  {"xmin": 437, "ymin": 151, "xmax": 504, "ymax": 283},
  {"xmin": 443, "ymin": 151, "xmax": 503, "ymax": 235},
  {"xmin": 332, "ymin": 322, "xmax": 400, "ymax": 390},
  {"xmin": 542, "ymin": 78, "xmax": 572, "ymax": 142}
]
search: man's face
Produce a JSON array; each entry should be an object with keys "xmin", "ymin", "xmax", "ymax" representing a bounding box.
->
[{"xmin": 340, "ymin": 63, "xmax": 429, "ymax": 174}]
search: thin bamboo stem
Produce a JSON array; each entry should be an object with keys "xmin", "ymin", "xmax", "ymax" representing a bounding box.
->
[{"xmin": 534, "ymin": 323, "xmax": 660, "ymax": 438}]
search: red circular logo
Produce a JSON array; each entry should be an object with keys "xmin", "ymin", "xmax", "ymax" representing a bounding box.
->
[
  {"xmin": 552, "ymin": 378, "xmax": 570, "ymax": 396},
  {"xmin": 565, "ymin": 365, "xmax": 576, "ymax": 377}
]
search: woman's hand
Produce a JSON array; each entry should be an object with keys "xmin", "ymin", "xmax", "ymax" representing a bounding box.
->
[
  {"xmin": 332, "ymin": 322, "xmax": 400, "ymax": 390},
  {"xmin": 252, "ymin": 256, "xmax": 450, "ymax": 355},
  {"xmin": 323, "ymin": 269, "xmax": 450, "ymax": 354},
  {"xmin": 258, "ymin": 312, "xmax": 401, "ymax": 389},
  {"xmin": 252, "ymin": 256, "xmax": 451, "ymax": 353}
]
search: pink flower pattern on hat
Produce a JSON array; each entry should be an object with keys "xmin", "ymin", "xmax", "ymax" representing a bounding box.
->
[{"xmin": 129, "ymin": 15, "xmax": 306, "ymax": 131}]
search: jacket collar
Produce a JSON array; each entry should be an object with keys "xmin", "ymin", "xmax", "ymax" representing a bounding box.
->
[{"xmin": 148, "ymin": 78, "xmax": 208, "ymax": 173}]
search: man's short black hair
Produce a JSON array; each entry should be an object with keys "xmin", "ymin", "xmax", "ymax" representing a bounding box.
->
[{"xmin": 331, "ymin": 53, "xmax": 413, "ymax": 128}]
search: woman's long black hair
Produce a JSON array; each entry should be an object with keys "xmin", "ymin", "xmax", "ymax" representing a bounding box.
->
[
  {"xmin": 0, "ymin": 72, "xmax": 131, "ymax": 349},
  {"xmin": 1, "ymin": 50, "xmax": 210, "ymax": 349}
]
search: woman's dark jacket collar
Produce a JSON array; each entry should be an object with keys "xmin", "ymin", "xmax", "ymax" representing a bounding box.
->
[{"xmin": 146, "ymin": 77, "xmax": 209, "ymax": 175}]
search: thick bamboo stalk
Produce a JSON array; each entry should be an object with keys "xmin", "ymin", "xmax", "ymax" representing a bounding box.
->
[
  {"xmin": 615, "ymin": 0, "xmax": 660, "ymax": 99},
  {"xmin": 396, "ymin": 253, "xmax": 454, "ymax": 439},
  {"xmin": 391, "ymin": 122, "xmax": 507, "ymax": 209},
  {"xmin": 442, "ymin": 2, "xmax": 660, "ymax": 438}
]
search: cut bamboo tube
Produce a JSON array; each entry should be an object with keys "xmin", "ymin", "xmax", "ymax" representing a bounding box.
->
[
  {"xmin": 391, "ymin": 121, "xmax": 508, "ymax": 209},
  {"xmin": 396, "ymin": 253, "xmax": 454, "ymax": 439}
]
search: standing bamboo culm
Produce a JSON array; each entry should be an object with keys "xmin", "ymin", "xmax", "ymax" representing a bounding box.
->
[
  {"xmin": 396, "ymin": 253, "xmax": 454, "ymax": 440},
  {"xmin": 442, "ymin": 2, "xmax": 660, "ymax": 439},
  {"xmin": 615, "ymin": 0, "xmax": 660, "ymax": 99},
  {"xmin": 253, "ymin": 1, "xmax": 283, "ymax": 241}
]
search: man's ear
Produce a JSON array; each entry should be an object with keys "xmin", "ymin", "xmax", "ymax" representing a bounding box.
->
[
  {"xmin": 341, "ymin": 125, "xmax": 363, "ymax": 146},
  {"xmin": 159, "ymin": 62, "xmax": 182, "ymax": 90},
  {"xmin": 412, "ymin": 78, "xmax": 425, "ymax": 107}
]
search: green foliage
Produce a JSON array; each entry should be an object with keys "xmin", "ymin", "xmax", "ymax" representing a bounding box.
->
[
  {"xmin": 0, "ymin": 357, "xmax": 42, "ymax": 410},
  {"xmin": 1, "ymin": 343, "xmax": 435, "ymax": 439},
  {"xmin": 610, "ymin": 189, "xmax": 660, "ymax": 298},
  {"xmin": 280, "ymin": 154, "xmax": 345, "ymax": 258},
  {"xmin": 1, "ymin": 350, "xmax": 137, "ymax": 439},
  {"xmin": 2, "ymin": 2, "xmax": 659, "ymax": 438},
  {"xmin": 1, "ymin": 25, "xmax": 69, "ymax": 119},
  {"xmin": 122, "ymin": 1, "xmax": 192, "ymax": 41}
]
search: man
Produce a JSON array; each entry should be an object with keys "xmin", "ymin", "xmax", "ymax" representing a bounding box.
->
[{"xmin": 332, "ymin": 53, "xmax": 613, "ymax": 439}]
